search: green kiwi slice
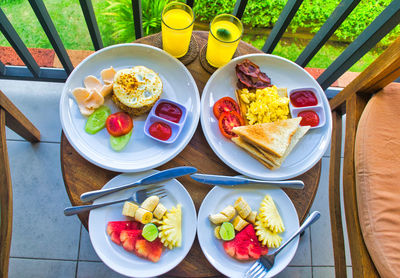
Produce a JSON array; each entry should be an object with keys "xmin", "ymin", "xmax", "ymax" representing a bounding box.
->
[{"xmin": 219, "ymin": 222, "xmax": 235, "ymax": 241}]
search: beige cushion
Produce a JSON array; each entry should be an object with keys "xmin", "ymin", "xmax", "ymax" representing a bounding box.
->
[{"xmin": 355, "ymin": 83, "xmax": 400, "ymax": 278}]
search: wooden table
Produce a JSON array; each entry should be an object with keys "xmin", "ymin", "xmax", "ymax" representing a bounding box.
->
[{"xmin": 61, "ymin": 31, "xmax": 321, "ymax": 277}]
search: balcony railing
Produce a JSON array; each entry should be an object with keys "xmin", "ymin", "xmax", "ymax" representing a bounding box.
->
[{"xmin": 0, "ymin": 0, "xmax": 399, "ymax": 94}]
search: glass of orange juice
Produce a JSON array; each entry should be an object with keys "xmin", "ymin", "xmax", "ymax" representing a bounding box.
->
[
  {"xmin": 206, "ymin": 14, "xmax": 243, "ymax": 68},
  {"xmin": 161, "ymin": 2, "xmax": 194, "ymax": 58}
]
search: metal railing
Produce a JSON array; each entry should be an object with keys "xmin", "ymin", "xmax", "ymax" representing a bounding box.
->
[{"xmin": 0, "ymin": 0, "xmax": 399, "ymax": 93}]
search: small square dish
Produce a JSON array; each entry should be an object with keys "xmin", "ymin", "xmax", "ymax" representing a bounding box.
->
[
  {"xmin": 144, "ymin": 99, "xmax": 187, "ymax": 144},
  {"xmin": 288, "ymin": 87, "xmax": 326, "ymax": 129}
]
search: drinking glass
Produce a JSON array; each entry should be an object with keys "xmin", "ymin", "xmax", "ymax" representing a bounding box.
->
[
  {"xmin": 206, "ymin": 14, "xmax": 243, "ymax": 68},
  {"xmin": 161, "ymin": 2, "xmax": 194, "ymax": 58}
]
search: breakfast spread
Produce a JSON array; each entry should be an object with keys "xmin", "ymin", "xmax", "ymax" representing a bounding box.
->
[
  {"xmin": 112, "ymin": 66, "xmax": 163, "ymax": 116},
  {"xmin": 209, "ymin": 195, "xmax": 284, "ymax": 261},
  {"xmin": 107, "ymin": 195, "xmax": 182, "ymax": 262}
]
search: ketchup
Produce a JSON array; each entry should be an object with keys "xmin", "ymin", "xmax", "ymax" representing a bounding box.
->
[
  {"xmin": 149, "ymin": 122, "xmax": 172, "ymax": 140},
  {"xmin": 155, "ymin": 102, "xmax": 182, "ymax": 123},
  {"xmin": 298, "ymin": 111, "xmax": 319, "ymax": 127},
  {"xmin": 290, "ymin": 90, "xmax": 318, "ymax": 107}
]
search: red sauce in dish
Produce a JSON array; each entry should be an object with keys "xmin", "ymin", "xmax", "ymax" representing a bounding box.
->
[
  {"xmin": 298, "ymin": 110, "xmax": 319, "ymax": 127},
  {"xmin": 149, "ymin": 122, "xmax": 172, "ymax": 140},
  {"xmin": 290, "ymin": 90, "xmax": 318, "ymax": 107},
  {"xmin": 155, "ymin": 102, "xmax": 182, "ymax": 123}
]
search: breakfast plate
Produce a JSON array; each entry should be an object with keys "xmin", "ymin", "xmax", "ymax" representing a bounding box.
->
[
  {"xmin": 89, "ymin": 170, "xmax": 197, "ymax": 277},
  {"xmin": 197, "ymin": 184, "xmax": 299, "ymax": 278},
  {"xmin": 201, "ymin": 54, "xmax": 332, "ymax": 180},
  {"xmin": 60, "ymin": 43, "xmax": 200, "ymax": 172}
]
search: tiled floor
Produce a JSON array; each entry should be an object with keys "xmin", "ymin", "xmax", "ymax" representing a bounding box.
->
[{"xmin": 2, "ymin": 80, "xmax": 349, "ymax": 277}]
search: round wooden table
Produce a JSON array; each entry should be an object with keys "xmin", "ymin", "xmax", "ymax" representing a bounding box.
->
[{"xmin": 61, "ymin": 31, "xmax": 321, "ymax": 277}]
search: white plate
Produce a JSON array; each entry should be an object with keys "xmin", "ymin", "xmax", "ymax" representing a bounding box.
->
[
  {"xmin": 60, "ymin": 43, "xmax": 200, "ymax": 172},
  {"xmin": 201, "ymin": 54, "xmax": 332, "ymax": 180},
  {"xmin": 89, "ymin": 170, "xmax": 197, "ymax": 278},
  {"xmin": 197, "ymin": 185, "xmax": 299, "ymax": 278}
]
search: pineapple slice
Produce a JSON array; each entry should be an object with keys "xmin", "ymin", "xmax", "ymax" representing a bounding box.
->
[
  {"xmin": 254, "ymin": 219, "xmax": 282, "ymax": 248},
  {"xmin": 258, "ymin": 195, "xmax": 285, "ymax": 233},
  {"xmin": 159, "ymin": 204, "xmax": 182, "ymax": 249}
]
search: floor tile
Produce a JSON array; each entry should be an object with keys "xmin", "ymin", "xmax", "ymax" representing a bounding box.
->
[
  {"xmin": 79, "ymin": 226, "xmax": 101, "ymax": 261},
  {"xmin": 1, "ymin": 79, "xmax": 64, "ymax": 143},
  {"xmin": 275, "ymin": 266, "xmax": 312, "ymax": 278},
  {"xmin": 310, "ymin": 157, "xmax": 334, "ymax": 266},
  {"xmin": 8, "ymin": 258, "xmax": 76, "ymax": 278},
  {"xmin": 77, "ymin": 261, "xmax": 126, "ymax": 278},
  {"xmin": 313, "ymin": 266, "xmax": 334, "ymax": 278},
  {"xmin": 289, "ymin": 227, "xmax": 311, "ymax": 266},
  {"xmin": 7, "ymin": 141, "xmax": 81, "ymax": 260}
]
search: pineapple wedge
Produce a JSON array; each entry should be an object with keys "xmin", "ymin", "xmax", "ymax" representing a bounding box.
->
[
  {"xmin": 258, "ymin": 195, "xmax": 285, "ymax": 233},
  {"xmin": 254, "ymin": 219, "xmax": 282, "ymax": 248},
  {"xmin": 159, "ymin": 204, "xmax": 182, "ymax": 249}
]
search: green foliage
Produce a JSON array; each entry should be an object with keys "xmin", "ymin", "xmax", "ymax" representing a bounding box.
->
[
  {"xmin": 102, "ymin": 0, "xmax": 172, "ymax": 42},
  {"xmin": 193, "ymin": 0, "xmax": 399, "ymax": 46}
]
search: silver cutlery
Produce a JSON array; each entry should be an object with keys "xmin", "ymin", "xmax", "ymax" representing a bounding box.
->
[
  {"xmin": 245, "ymin": 211, "xmax": 321, "ymax": 277},
  {"xmin": 190, "ymin": 173, "xmax": 304, "ymax": 189},
  {"xmin": 64, "ymin": 186, "xmax": 166, "ymax": 216},
  {"xmin": 80, "ymin": 166, "xmax": 197, "ymax": 202}
]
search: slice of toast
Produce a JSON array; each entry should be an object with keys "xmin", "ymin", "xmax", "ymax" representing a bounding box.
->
[{"xmin": 232, "ymin": 117, "xmax": 301, "ymax": 158}]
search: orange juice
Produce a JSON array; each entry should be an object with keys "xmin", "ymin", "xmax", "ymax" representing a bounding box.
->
[
  {"xmin": 161, "ymin": 3, "xmax": 194, "ymax": 58},
  {"xmin": 206, "ymin": 14, "xmax": 243, "ymax": 68}
]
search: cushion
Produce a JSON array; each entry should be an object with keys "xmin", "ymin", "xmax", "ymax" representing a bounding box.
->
[{"xmin": 355, "ymin": 82, "xmax": 400, "ymax": 278}]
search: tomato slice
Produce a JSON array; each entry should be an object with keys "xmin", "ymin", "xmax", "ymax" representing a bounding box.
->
[
  {"xmin": 213, "ymin": 97, "xmax": 240, "ymax": 119},
  {"xmin": 106, "ymin": 112, "xmax": 133, "ymax": 137},
  {"xmin": 218, "ymin": 111, "xmax": 244, "ymax": 139}
]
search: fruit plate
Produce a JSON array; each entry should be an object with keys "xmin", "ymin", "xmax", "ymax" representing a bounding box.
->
[
  {"xmin": 89, "ymin": 170, "xmax": 197, "ymax": 278},
  {"xmin": 200, "ymin": 53, "xmax": 332, "ymax": 180},
  {"xmin": 197, "ymin": 184, "xmax": 299, "ymax": 278},
  {"xmin": 60, "ymin": 43, "xmax": 200, "ymax": 172}
]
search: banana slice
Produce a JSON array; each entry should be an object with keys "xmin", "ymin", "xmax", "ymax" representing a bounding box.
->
[
  {"xmin": 234, "ymin": 197, "xmax": 251, "ymax": 219},
  {"xmin": 122, "ymin": 201, "xmax": 138, "ymax": 218},
  {"xmin": 220, "ymin": 205, "xmax": 236, "ymax": 221},
  {"xmin": 214, "ymin": 226, "xmax": 222, "ymax": 239},
  {"xmin": 232, "ymin": 215, "xmax": 249, "ymax": 231},
  {"xmin": 153, "ymin": 203, "xmax": 167, "ymax": 220},
  {"xmin": 209, "ymin": 213, "xmax": 230, "ymax": 225},
  {"xmin": 141, "ymin": 196, "xmax": 159, "ymax": 212},
  {"xmin": 134, "ymin": 208, "xmax": 153, "ymax": 224},
  {"xmin": 246, "ymin": 211, "xmax": 257, "ymax": 224}
]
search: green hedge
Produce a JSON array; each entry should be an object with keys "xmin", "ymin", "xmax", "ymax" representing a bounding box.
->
[{"xmin": 193, "ymin": 0, "xmax": 399, "ymax": 46}]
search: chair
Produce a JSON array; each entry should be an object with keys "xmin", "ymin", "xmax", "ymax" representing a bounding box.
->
[
  {"xmin": 329, "ymin": 36, "xmax": 400, "ymax": 277},
  {"xmin": 0, "ymin": 90, "xmax": 40, "ymax": 277}
]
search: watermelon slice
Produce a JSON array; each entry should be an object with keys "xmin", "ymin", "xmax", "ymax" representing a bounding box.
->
[
  {"xmin": 135, "ymin": 238, "xmax": 163, "ymax": 262},
  {"xmin": 223, "ymin": 224, "xmax": 268, "ymax": 260},
  {"xmin": 107, "ymin": 221, "xmax": 140, "ymax": 245},
  {"xmin": 120, "ymin": 230, "xmax": 143, "ymax": 252}
]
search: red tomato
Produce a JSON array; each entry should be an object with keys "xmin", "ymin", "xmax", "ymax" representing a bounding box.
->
[
  {"xmin": 106, "ymin": 112, "xmax": 133, "ymax": 137},
  {"xmin": 298, "ymin": 110, "xmax": 319, "ymax": 127},
  {"xmin": 149, "ymin": 122, "xmax": 172, "ymax": 141},
  {"xmin": 218, "ymin": 111, "xmax": 244, "ymax": 139},
  {"xmin": 213, "ymin": 97, "xmax": 240, "ymax": 119}
]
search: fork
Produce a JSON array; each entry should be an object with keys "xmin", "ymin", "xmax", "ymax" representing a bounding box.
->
[
  {"xmin": 64, "ymin": 186, "xmax": 166, "ymax": 216},
  {"xmin": 245, "ymin": 211, "xmax": 321, "ymax": 278}
]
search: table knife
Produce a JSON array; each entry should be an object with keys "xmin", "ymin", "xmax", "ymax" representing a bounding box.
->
[
  {"xmin": 80, "ymin": 166, "xmax": 197, "ymax": 202},
  {"xmin": 190, "ymin": 173, "xmax": 304, "ymax": 189}
]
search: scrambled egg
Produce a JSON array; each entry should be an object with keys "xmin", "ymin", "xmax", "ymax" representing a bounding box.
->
[{"xmin": 239, "ymin": 86, "xmax": 290, "ymax": 125}]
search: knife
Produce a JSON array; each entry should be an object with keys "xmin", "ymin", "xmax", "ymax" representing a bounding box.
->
[
  {"xmin": 80, "ymin": 166, "xmax": 197, "ymax": 202},
  {"xmin": 190, "ymin": 173, "xmax": 304, "ymax": 189}
]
